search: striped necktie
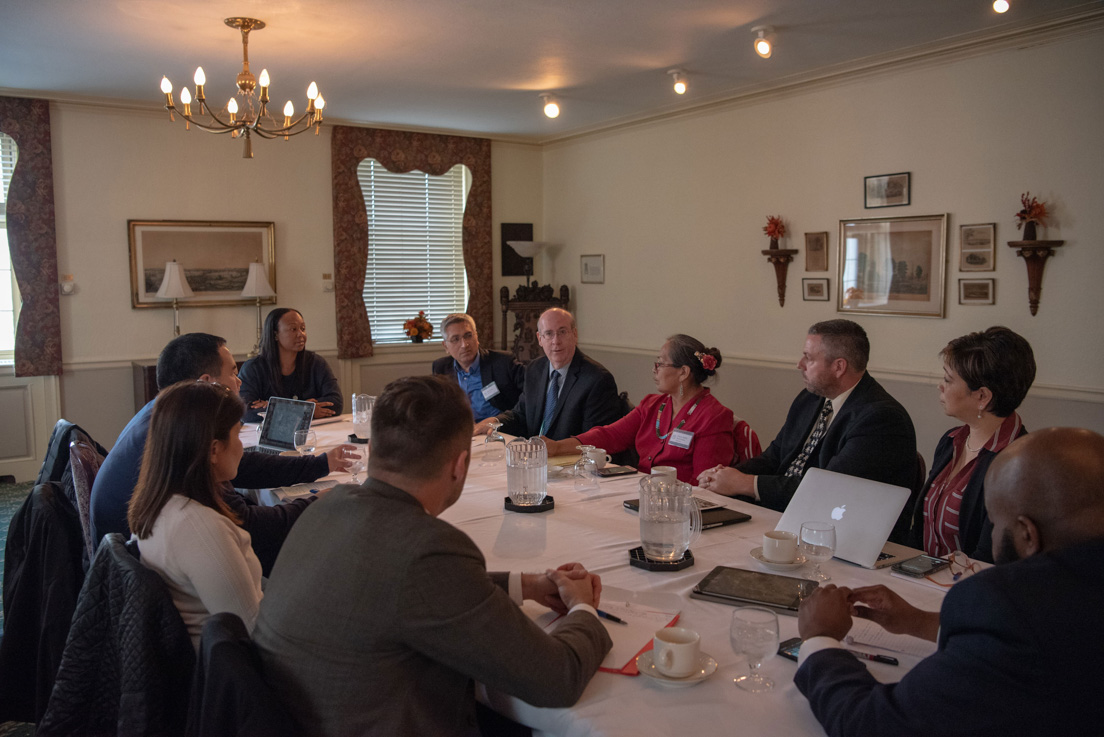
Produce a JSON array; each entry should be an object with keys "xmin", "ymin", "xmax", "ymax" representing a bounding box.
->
[
  {"xmin": 539, "ymin": 370, "xmax": 561, "ymax": 436},
  {"xmin": 785, "ymin": 399, "xmax": 833, "ymax": 478}
]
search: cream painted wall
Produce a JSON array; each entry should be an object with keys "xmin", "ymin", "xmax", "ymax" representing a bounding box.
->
[
  {"xmin": 46, "ymin": 107, "xmax": 544, "ymax": 449},
  {"xmin": 542, "ymin": 30, "xmax": 1104, "ymax": 396}
]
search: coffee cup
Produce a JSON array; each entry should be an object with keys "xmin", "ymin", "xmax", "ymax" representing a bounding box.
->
[
  {"xmin": 650, "ymin": 466, "xmax": 677, "ymax": 480},
  {"xmin": 762, "ymin": 530, "xmax": 798, "ymax": 563},
  {"xmin": 652, "ymin": 627, "xmax": 701, "ymax": 678},
  {"xmin": 585, "ymin": 447, "xmax": 611, "ymax": 470}
]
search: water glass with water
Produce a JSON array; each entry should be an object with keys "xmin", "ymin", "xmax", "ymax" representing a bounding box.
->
[
  {"xmin": 730, "ymin": 606, "xmax": 779, "ymax": 692},
  {"xmin": 293, "ymin": 429, "xmax": 316, "ymax": 455},
  {"xmin": 352, "ymin": 393, "xmax": 375, "ymax": 439},
  {"xmin": 800, "ymin": 521, "xmax": 836, "ymax": 581},
  {"xmin": 482, "ymin": 419, "xmax": 506, "ymax": 466},
  {"xmin": 506, "ymin": 437, "xmax": 547, "ymax": 506},
  {"xmin": 638, "ymin": 475, "xmax": 701, "ymax": 562},
  {"xmin": 573, "ymin": 445, "xmax": 600, "ymax": 492}
]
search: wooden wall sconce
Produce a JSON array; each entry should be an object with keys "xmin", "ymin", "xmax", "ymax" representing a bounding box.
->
[
  {"xmin": 1007, "ymin": 239, "xmax": 1063, "ymax": 315},
  {"xmin": 762, "ymin": 247, "xmax": 799, "ymax": 306}
]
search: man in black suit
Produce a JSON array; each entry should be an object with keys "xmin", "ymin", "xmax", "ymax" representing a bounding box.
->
[
  {"xmin": 793, "ymin": 427, "xmax": 1104, "ymax": 737},
  {"xmin": 475, "ymin": 308, "xmax": 623, "ymax": 440},
  {"xmin": 698, "ymin": 319, "xmax": 917, "ymax": 538},
  {"xmin": 431, "ymin": 313, "xmax": 523, "ymax": 421}
]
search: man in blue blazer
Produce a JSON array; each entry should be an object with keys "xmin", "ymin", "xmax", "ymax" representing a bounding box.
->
[
  {"xmin": 432, "ymin": 313, "xmax": 524, "ymax": 420},
  {"xmin": 794, "ymin": 427, "xmax": 1104, "ymax": 737},
  {"xmin": 698, "ymin": 319, "xmax": 917, "ymax": 540},
  {"xmin": 477, "ymin": 308, "xmax": 623, "ymax": 440}
]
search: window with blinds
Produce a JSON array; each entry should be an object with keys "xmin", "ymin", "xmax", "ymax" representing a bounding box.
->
[
  {"xmin": 1, "ymin": 132, "xmax": 19, "ymax": 363},
  {"xmin": 356, "ymin": 159, "xmax": 470, "ymax": 344}
]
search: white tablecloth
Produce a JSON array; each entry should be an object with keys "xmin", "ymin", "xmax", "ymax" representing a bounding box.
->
[{"xmin": 246, "ymin": 416, "xmax": 948, "ymax": 737}]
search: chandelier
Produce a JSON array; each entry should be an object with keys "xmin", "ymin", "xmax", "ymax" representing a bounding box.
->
[{"xmin": 158, "ymin": 17, "xmax": 326, "ymax": 158}]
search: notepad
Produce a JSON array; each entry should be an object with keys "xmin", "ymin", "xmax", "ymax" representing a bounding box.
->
[
  {"xmin": 538, "ymin": 599, "xmax": 680, "ymax": 675},
  {"xmin": 845, "ymin": 617, "xmax": 937, "ymax": 658}
]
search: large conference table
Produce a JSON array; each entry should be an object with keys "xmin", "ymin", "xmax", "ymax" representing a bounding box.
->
[{"xmin": 246, "ymin": 416, "xmax": 949, "ymax": 737}]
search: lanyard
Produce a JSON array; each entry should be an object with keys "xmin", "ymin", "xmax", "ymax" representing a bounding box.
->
[{"xmin": 655, "ymin": 393, "xmax": 704, "ymax": 440}]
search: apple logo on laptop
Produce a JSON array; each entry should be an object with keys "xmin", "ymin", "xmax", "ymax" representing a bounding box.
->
[{"xmin": 831, "ymin": 505, "xmax": 847, "ymax": 521}]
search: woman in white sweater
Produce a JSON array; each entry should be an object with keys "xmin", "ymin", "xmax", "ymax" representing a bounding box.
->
[{"xmin": 127, "ymin": 380, "xmax": 263, "ymax": 649}]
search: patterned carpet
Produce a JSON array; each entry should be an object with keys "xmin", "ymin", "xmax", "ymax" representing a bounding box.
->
[{"xmin": 0, "ymin": 479, "xmax": 37, "ymax": 737}]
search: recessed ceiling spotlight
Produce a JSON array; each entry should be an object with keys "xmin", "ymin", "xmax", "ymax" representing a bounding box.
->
[
  {"xmin": 752, "ymin": 25, "xmax": 775, "ymax": 59},
  {"xmin": 540, "ymin": 93, "xmax": 560, "ymax": 119},
  {"xmin": 993, "ymin": 0, "xmax": 1010, "ymax": 12},
  {"xmin": 668, "ymin": 69, "xmax": 688, "ymax": 95}
]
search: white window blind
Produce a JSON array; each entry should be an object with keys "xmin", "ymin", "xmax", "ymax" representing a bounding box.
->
[
  {"xmin": 357, "ymin": 159, "xmax": 470, "ymax": 344},
  {"xmin": 1, "ymin": 132, "xmax": 19, "ymax": 362}
]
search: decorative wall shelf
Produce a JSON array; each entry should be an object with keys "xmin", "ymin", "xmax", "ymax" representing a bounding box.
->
[
  {"xmin": 761, "ymin": 248, "xmax": 799, "ymax": 307},
  {"xmin": 1007, "ymin": 240, "xmax": 1063, "ymax": 316}
]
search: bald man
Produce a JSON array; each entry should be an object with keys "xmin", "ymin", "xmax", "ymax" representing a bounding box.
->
[{"xmin": 792, "ymin": 428, "xmax": 1104, "ymax": 736}]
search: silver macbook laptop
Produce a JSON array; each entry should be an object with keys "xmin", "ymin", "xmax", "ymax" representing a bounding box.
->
[
  {"xmin": 775, "ymin": 468, "xmax": 921, "ymax": 569},
  {"xmin": 249, "ymin": 397, "xmax": 315, "ymax": 454}
]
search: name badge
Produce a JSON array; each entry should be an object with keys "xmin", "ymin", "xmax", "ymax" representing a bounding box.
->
[
  {"xmin": 481, "ymin": 381, "xmax": 501, "ymax": 400},
  {"xmin": 669, "ymin": 429, "xmax": 694, "ymax": 449}
]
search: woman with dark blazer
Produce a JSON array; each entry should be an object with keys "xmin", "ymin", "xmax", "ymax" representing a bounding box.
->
[
  {"xmin": 238, "ymin": 308, "xmax": 343, "ymax": 422},
  {"xmin": 908, "ymin": 327, "xmax": 1035, "ymax": 562}
]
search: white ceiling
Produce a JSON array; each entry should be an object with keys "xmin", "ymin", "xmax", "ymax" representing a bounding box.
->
[{"xmin": 0, "ymin": 0, "xmax": 1100, "ymax": 142}]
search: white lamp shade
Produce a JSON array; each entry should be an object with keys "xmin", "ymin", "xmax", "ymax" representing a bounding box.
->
[
  {"xmin": 156, "ymin": 261, "xmax": 194, "ymax": 299},
  {"xmin": 241, "ymin": 262, "xmax": 276, "ymax": 298},
  {"xmin": 507, "ymin": 241, "xmax": 547, "ymax": 259}
]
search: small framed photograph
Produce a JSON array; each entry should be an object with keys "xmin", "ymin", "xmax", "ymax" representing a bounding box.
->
[
  {"xmin": 959, "ymin": 223, "xmax": 996, "ymax": 272},
  {"xmin": 580, "ymin": 254, "xmax": 605, "ymax": 284},
  {"xmin": 837, "ymin": 213, "xmax": 947, "ymax": 318},
  {"xmin": 805, "ymin": 232, "xmax": 829, "ymax": 272},
  {"xmin": 864, "ymin": 172, "xmax": 911, "ymax": 209},
  {"xmin": 959, "ymin": 278, "xmax": 995, "ymax": 305},
  {"xmin": 803, "ymin": 278, "xmax": 830, "ymax": 301}
]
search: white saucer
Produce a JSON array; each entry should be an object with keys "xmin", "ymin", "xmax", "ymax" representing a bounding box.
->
[
  {"xmin": 636, "ymin": 651, "xmax": 718, "ymax": 687},
  {"xmin": 750, "ymin": 546, "xmax": 807, "ymax": 571}
]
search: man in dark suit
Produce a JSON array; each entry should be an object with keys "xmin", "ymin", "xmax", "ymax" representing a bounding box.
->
[
  {"xmin": 476, "ymin": 307, "xmax": 623, "ymax": 440},
  {"xmin": 253, "ymin": 376, "xmax": 611, "ymax": 737},
  {"xmin": 793, "ymin": 427, "xmax": 1104, "ymax": 737},
  {"xmin": 431, "ymin": 312, "xmax": 523, "ymax": 420},
  {"xmin": 697, "ymin": 319, "xmax": 917, "ymax": 538}
]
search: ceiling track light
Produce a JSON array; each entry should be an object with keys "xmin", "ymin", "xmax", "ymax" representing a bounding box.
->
[
  {"xmin": 540, "ymin": 93, "xmax": 560, "ymax": 119},
  {"xmin": 668, "ymin": 69, "xmax": 687, "ymax": 95},
  {"xmin": 752, "ymin": 25, "xmax": 775, "ymax": 59},
  {"xmin": 993, "ymin": 0, "xmax": 1010, "ymax": 12}
]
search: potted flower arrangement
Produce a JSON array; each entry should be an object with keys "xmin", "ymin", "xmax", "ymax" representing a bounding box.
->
[
  {"xmin": 1016, "ymin": 192, "xmax": 1048, "ymax": 241},
  {"xmin": 764, "ymin": 215, "xmax": 786, "ymax": 249},
  {"xmin": 403, "ymin": 311, "xmax": 433, "ymax": 343}
]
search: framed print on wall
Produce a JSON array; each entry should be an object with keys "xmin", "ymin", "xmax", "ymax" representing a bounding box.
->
[
  {"xmin": 805, "ymin": 232, "xmax": 829, "ymax": 271},
  {"xmin": 581, "ymin": 254, "xmax": 605, "ymax": 284},
  {"xmin": 837, "ymin": 213, "xmax": 947, "ymax": 318},
  {"xmin": 959, "ymin": 278, "xmax": 995, "ymax": 305},
  {"xmin": 803, "ymin": 278, "xmax": 830, "ymax": 301},
  {"xmin": 864, "ymin": 172, "xmax": 911, "ymax": 209},
  {"xmin": 129, "ymin": 220, "xmax": 276, "ymax": 308},
  {"xmin": 959, "ymin": 223, "xmax": 996, "ymax": 272}
]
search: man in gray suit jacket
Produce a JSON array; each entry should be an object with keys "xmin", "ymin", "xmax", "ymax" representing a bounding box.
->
[{"xmin": 253, "ymin": 375, "xmax": 612, "ymax": 737}]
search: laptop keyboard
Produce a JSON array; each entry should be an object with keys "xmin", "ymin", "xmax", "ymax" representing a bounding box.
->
[{"xmin": 246, "ymin": 446, "xmax": 282, "ymax": 455}]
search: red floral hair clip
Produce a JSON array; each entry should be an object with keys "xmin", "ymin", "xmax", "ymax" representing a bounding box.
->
[{"xmin": 695, "ymin": 351, "xmax": 718, "ymax": 371}]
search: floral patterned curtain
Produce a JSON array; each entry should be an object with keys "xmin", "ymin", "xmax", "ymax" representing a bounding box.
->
[
  {"xmin": 0, "ymin": 97, "xmax": 61, "ymax": 376},
  {"xmin": 331, "ymin": 126, "xmax": 492, "ymax": 358}
]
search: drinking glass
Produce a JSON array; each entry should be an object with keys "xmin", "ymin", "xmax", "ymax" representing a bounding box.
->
[
  {"xmin": 573, "ymin": 445, "xmax": 600, "ymax": 492},
  {"xmin": 352, "ymin": 394, "xmax": 375, "ymax": 439},
  {"xmin": 800, "ymin": 521, "xmax": 836, "ymax": 582},
  {"xmin": 293, "ymin": 429, "xmax": 317, "ymax": 455},
  {"xmin": 481, "ymin": 419, "xmax": 506, "ymax": 466},
  {"xmin": 730, "ymin": 606, "xmax": 779, "ymax": 692},
  {"xmin": 347, "ymin": 449, "xmax": 366, "ymax": 484}
]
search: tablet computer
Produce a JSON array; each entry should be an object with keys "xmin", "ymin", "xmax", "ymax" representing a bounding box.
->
[
  {"xmin": 689, "ymin": 566, "xmax": 818, "ymax": 614},
  {"xmin": 623, "ymin": 498, "xmax": 751, "ymax": 529}
]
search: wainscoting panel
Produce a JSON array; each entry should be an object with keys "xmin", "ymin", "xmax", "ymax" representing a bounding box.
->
[{"xmin": 0, "ymin": 374, "xmax": 61, "ymax": 482}]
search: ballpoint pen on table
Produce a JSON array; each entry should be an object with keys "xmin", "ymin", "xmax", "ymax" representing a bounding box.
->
[
  {"xmin": 596, "ymin": 609, "xmax": 628, "ymax": 625},
  {"xmin": 846, "ymin": 649, "xmax": 898, "ymax": 666}
]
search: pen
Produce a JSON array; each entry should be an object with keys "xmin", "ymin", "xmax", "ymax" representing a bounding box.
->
[
  {"xmin": 596, "ymin": 609, "xmax": 628, "ymax": 625},
  {"xmin": 847, "ymin": 649, "xmax": 898, "ymax": 666}
]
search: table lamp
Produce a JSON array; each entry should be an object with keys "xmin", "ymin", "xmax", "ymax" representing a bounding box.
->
[
  {"xmin": 506, "ymin": 241, "xmax": 547, "ymax": 285},
  {"xmin": 241, "ymin": 262, "xmax": 276, "ymax": 357},
  {"xmin": 156, "ymin": 260, "xmax": 194, "ymax": 337}
]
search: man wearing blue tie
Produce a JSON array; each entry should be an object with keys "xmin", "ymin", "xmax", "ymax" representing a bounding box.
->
[{"xmin": 476, "ymin": 308, "xmax": 623, "ymax": 441}]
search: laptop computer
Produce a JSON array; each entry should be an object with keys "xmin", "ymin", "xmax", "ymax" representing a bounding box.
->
[
  {"xmin": 775, "ymin": 468, "xmax": 922, "ymax": 569},
  {"xmin": 623, "ymin": 496, "xmax": 751, "ymax": 530},
  {"xmin": 248, "ymin": 397, "xmax": 316, "ymax": 455}
]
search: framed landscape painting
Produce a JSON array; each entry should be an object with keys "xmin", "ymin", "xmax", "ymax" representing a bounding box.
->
[
  {"xmin": 959, "ymin": 223, "xmax": 996, "ymax": 272},
  {"xmin": 864, "ymin": 172, "xmax": 911, "ymax": 209},
  {"xmin": 129, "ymin": 220, "xmax": 276, "ymax": 308},
  {"xmin": 837, "ymin": 214, "xmax": 947, "ymax": 318}
]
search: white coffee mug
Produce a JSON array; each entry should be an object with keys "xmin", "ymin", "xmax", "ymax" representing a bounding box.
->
[
  {"xmin": 652, "ymin": 627, "xmax": 701, "ymax": 678},
  {"xmin": 585, "ymin": 447, "xmax": 611, "ymax": 470},
  {"xmin": 762, "ymin": 530, "xmax": 798, "ymax": 563},
  {"xmin": 650, "ymin": 465, "xmax": 677, "ymax": 480}
]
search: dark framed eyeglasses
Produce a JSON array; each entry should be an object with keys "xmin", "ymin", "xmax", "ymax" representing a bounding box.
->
[{"xmin": 653, "ymin": 362, "xmax": 677, "ymax": 372}]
